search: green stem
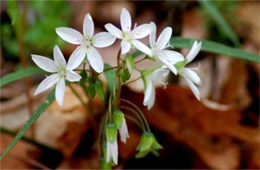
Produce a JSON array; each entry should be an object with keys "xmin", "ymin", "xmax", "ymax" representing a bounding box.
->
[
  {"xmin": 119, "ymin": 106, "xmax": 146, "ymax": 131},
  {"xmin": 124, "ymin": 115, "xmax": 144, "ymax": 131},
  {"xmin": 120, "ymin": 99, "xmax": 151, "ymax": 132}
]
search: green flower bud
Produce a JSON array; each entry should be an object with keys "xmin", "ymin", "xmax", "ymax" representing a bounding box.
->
[
  {"xmin": 136, "ymin": 132, "xmax": 154, "ymax": 152},
  {"xmin": 113, "ymin": 109, "xmax": 124, "ymax": 129},
  {"xmin": 135, "ymin": 132, "xmax": 163, "ymax": 158},
  {"xmin": 106, "ymin": 123, "xmax": 117, "ymax": 143}
]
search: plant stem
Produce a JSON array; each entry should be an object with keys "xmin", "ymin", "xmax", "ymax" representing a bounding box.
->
[
  {"xmin": 119, "ymin": 106, "xmax": 146, "ymax": 131},
  {"xmin": 120, "ymin": 99, "xmax": 151, "ymax": 132},
  {"xmin": 115, "ymin": 49, "xmax": 122, "ymax": 107}
]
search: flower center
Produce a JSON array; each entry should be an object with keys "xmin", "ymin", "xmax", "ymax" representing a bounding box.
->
[
  {"xmin": 58, "ymin": 66, "xmax": 67, "ymax": 79},
  {"xmin": 82, "ymin": 36, "xmax": 95, "ymax": 49},
  {"xmin": 121, "ymin": 31, "xmax": 132, "ymax": 42}
]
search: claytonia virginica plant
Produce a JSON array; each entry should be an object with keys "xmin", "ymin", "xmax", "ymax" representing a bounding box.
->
[{"xmin": 8, "ymin": 7, "xmax": 203, "ymax": 169}]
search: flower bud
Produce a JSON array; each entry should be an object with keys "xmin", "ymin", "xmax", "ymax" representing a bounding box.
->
[
  {"xmin": 136, "ymin": 132, "xmax": 154, "ymax": 152},
  {"xmin": 113, "ymin": 109, "xmax": 124, "ymax": 129},
  {"xmin": 106, "ymin": 123, "xmax": 117, "ymax": 143},
  {"xmin": 135, "ymin": 132, "xmax": 163, "ymax": 158}
]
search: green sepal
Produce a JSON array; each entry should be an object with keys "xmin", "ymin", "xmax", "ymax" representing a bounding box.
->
[
  {"xmin": 106, "ymin": 123, "xmax": 117, "ymax": 143},
  {"xmin": 135, "ymin": 132, "xmax": 163, "ymax": 158},
  {"xmin": 120, "ymin": 69, "xmax": 131, "ymax": 83},
  {"xmin": 136, "ymin": 132, "xmax": 154, "ymax": 152},
  {"xmin": 95, "ymin": 79, "xmax": 105, "ymax": 100},
  {"xmin": 135, "ymin": 149, "xmax": 150, "ymax": 158},
  {"xmin": 113, "ymin": 109, "xmax": 124, "ymax": 129},
  {"xmin": 175, "ymin": 59, "xmax": 188, "ymax": 71}
]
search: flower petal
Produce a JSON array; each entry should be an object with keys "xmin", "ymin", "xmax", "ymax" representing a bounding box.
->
[
  {"xmin": 158, "ymin": 55, "xmax": 177, "ymax": 75},
  {"xmin": 111, "ymin": 140, "xmax": 118, "ymax": 165},
  {"xmin": 143, "ymin": 81, "xmax": 155, "ymax": 110},
  {"xmin": 132, "ymin": 40, "xmax": 152, "ymax": 56},
  {"xmin": 86, "ymin": 48, "xmax": 104, "ymax": 73},
  {"xmin": 150, "ymin": 68, "xmax": 169, "ymax": 85},
  {"xmin": 119, "ymin": 118, "xmax": 129, "ymax": 143},
  {"xmin": 34, "ymin": 73, "xmax": 59, "ymax": 95},
  {"xmin": 106, "ymin": 140, "xmax": 111, "ymax": 163},
  {"xmin": 32, "ymin": 54, "xmax": 57, "ymax": 72},
  {"xmin": 184, "ymin": 77, "xmax": 200, "ymax": 100},
  {"xmin": 66, "ymin": 46, "xmax": 86, "ymax": 70},
  {"xmin": 149, "ymin": 22, "xmax": 157, "ymax": 47},
  {"xmin": 66, "ymin": 70, "xmax": 81, "ymax": 82},
  {"xmin": 181, "ymin": 68, "xmax": 201, "ymax": 85},
  {"xmin": 55, "ymin": 79, "xmax": 65, "ymax": 106},
  {"xmin": 156, "ymin": 27, "xmax": 172, "ymax": 50},
  {"xmin": 53, "ymin": 45, "xmax": 66, "ymax": 67},
  {"xmin": 83, "ymin": 13, "xmax": 94, "ymax": 37},
  {"xmin": 105, "ymin": 23, "xmax": 122, "ymax": 39},
  {"xmin": 132, "ymin": 24, "xmax": 151, "ymax": 39},
  {"xmin": 56, "ymin": 27, "xmax": 83, "ymax": 44},
  {"xmin": 159, "ymin": 50, "xmax": 184, "ymax": 63},
  {"xmin": 186, "ymin": 41, "xmax": 202, "ymax": 63},
  {"xmin": 120, "ymin": 8, "xmax": 131, "ymax": 31},
  {"xmin": 93, "ymin": 32, "xmax": 116, "ymax": 48},
  {"xmin": 121, "ymin": 40, "xmax": 131, "ymax": 55}
]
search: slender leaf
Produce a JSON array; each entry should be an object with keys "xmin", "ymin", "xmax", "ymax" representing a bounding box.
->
[
  {"xmin": 199, "ymin": 0, "xmax": 240, "ymax": 46},
  {"xmin": 0, "ymin": 66, "xmax": 46, "ymax": 87},
  {"xmin": 171, "ymin": 37, "xmax": 260, "ymax": 63},
  {"xmin": 0, "ymin": 89, "xmax": 55, "ymax": 160}
]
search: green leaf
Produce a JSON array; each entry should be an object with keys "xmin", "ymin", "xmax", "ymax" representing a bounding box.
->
[
  {"xmin": 199, "ymin": 0, "xmax": 240, "ymax": 46},
  {"xmin": 95, "ymin": 79, "xmax": 105, "ymax": 100},
  {"xmin": 104, "ymin": 64, "xmax": 117, "ymax": 93},
  {"xmin": 120, "ymin": 69, "xmax": 131, "ymax": 83},
  {"xmin": 0, "ymin": 89, "xmax": 55, "ymax": 160},
  {"xmin": 0, "ymin": 67, "xmax": 46, "ymax": 87},
  {"xmin": 171, "ymin": 37, "xmax": 260, "ymax": 63}
]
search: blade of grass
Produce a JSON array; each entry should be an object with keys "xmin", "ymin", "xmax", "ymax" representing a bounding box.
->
[
  {"xmin": 0, "ymin": 66, "xmax": 46, "ymax": 87},
  {"xmin": 171, "ymin": 37, "xmax": 259, "ymax": 63},
  {"xmin": 0, "ymin": 89, "xmax": 55, "ymax": 160},
  {"xmin": 198, "ymin": 0, "xmax": 240, "ymax": 46}
]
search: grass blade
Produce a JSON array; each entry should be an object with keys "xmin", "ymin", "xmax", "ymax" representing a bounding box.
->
[
  {"xmin": 0, "ymin": 89, "xmax": 55, "ymax": 160},
  {"xmin": 0, "ymin": 66, "xmax": 46, "ymax": 87},
  {"xmin": 199, "ymin": 0, "xmax": 240, "ymax": 46},
  {"xmin": 171, "ymin": 37, "xmax": 259, "ymax": 63}
]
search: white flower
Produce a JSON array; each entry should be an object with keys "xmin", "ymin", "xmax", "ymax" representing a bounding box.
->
[
  {"xmin": 105, "ymin": 8, "xmax": 152, "ymax": 55},
  {"xmin": 179, "ymin": 41, "xmax": 202, "ymax": 100},
  {"xmin": 119, "ymin": 118, "xmax": 129, "ymax": 143},
  {"xmin": 143, "ymin": 68, "xmax": 169, "ymax": 110},
  {"xmin": 56, "ymin": 13, "xmax": 116, "ymax": 73},
  {"xmin": 32, "ymin": 45, "xmax": 81, "ymax": 106},
  {"xmin": 149, "ymin": 22, "xmax": 184, "ymax": 75},
  {"xmin": 106, "ymin": 140, "xmax": 118, "ymax": 165}
]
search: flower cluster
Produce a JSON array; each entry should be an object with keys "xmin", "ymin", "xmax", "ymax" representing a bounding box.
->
[{"xmin": 32, "ymin": 8, "xmax": 202, "ymax": 166}]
